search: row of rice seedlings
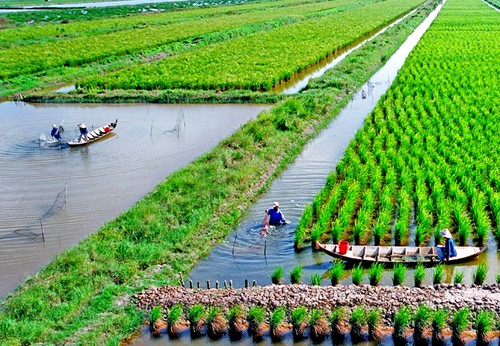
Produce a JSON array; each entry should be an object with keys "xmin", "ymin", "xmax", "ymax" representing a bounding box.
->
[
  {"xmin": 79, "ymin": 0, "xmax": 424, "ymax": 91},
  {"xmin": 331, "ymin": 180, "xmax": 361, "ymax": 243},
  {"xmin": 3, "ymin": 0, "xmax": 360, "ymax": 80},
  {"xmin": 155, "ymin": 302, "xmax": 498, "ymax": 343}
]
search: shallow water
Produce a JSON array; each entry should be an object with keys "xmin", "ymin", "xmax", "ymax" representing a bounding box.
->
[{"xmin": 0, "ymin": 102, "xmax": 268, "ymax": 298}]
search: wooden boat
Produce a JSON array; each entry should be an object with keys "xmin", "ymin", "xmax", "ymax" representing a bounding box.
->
[
  {"xmin": 317, "ymin": 242, "xmax": 486, "ymax": 267},
  {"xmin": 68, "ymin": 119, "xmax": 118, "ymax": 147}
]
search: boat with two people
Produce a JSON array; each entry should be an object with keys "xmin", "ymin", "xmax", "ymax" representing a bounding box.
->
[{"xmin": 68, "ymin": 119, "xmax": 118, "ymax": 147}]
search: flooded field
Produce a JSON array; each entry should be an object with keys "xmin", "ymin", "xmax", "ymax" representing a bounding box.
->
[{"xmin": 0, "ymin": 102, "xmax": 268, "ymax": 298}]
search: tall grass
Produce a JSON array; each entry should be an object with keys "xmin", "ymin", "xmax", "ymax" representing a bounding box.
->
[
  {"xmin": 431, "ymin": 309, "xmax": 447, "ymax": 342},
  {"xmin": 473, "ymin": 264, "xmax": 488, "ymax": 285},
  {"xmin": 393, "ymin": 306, "xmax": 412, "ymax": 343},
  {"xmin": 271, "ymin": 265, "xmax": 284, "ymax": 285},
  {"xmin": 366, "ymin": 308, "xmax": 381, "ymax": 341},
  {"xmin": 290, "ymin": 266, "xmax": 303, "ymax": 284},
  {"xmin": 349, "ymin": 307, "xmax": 366, "ymax": 343},
  {"xmin": 310, "ymin": 273, "xmax": 322, "ymax": 286},
  {"xmin": 329, "ymin": 260, "xmax": 345, "ymax": 286},
  {"xmin": 369, "ymin": 263, "xmax": 384, "ymax": 286},
  {"xmin": 351, "ymin": 264, "xmax": 364, "ymax": 286},
  {"xmin": 414, "ymin": 263, "xmax": 425, "ymax": 287},
  {"xmin": 475, "ymin": 310, "xmax": 495, "ymax": 345},
  {"xmin": 290, "ymin": 306, "xmax": 308, "ymax": 340},
  {"xmin": 451, "ymin": 308, "xmax": 470, "ymax": 342},
  {"xmin": 392, "ymin": 263, "xmax": 406, "ymax": 286},
  {"xmin": 329, "ymin": 306, "xmax": 347, "ymax": 338},
  {"xmin": 433, "ymin": 264, "xmax": 445, "ymax": 285},
  {"xmin": 413, "ymin": 305, "xmax": 432, "ymax": 342}
]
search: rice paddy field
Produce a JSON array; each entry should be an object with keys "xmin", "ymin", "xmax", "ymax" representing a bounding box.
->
[
  {"xmin": 0, "ymin": 0, "xmax": 499, "ymax": 344},
  {"xmin": 0, "ymin": 0, "xmax": 422, "ymax": 99},
  {"xmin": 295, "ymin": 0, "xmax": 500, "ymax": 249}
]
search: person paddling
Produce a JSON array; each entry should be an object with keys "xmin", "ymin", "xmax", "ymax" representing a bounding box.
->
[{"xmin": 50, "ymin": 124, "xmax": 61, "ymax": 141}]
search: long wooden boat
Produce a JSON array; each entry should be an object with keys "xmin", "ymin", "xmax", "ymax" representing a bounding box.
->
[
  {"xmin": 317, "ymin": 242, "xmax": 486, "ymax": 267},
  {"xmin": 68, "ymin": 119, "xmax": 118, "ymax": 147}
]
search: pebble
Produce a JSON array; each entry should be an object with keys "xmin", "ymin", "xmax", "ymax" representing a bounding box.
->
[{"xmin": 133, "ymin": 284, "xmax": 500, "ymax": 326}]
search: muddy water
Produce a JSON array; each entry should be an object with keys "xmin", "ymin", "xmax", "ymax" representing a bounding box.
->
[
  {"xmin": 0, "ymin": 102, "xmax": 268, "ymax": 298},
  {"xmin": 130, "ymin": 1, "xmax": 500, "ymax": 344}
]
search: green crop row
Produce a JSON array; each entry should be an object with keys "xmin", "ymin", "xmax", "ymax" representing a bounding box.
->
[
  {"xmin": 0, "ymin": 0, "xmax": 333, "ymax": 48},
  {"xmin": 0, "ymin": 0, "xmax": 366, "ymax": 81},
  {"xmin": 79, "ymin": 0, "xmax": 423, "ymax": 92},
  {"xmin": 296, "ymin": 0, "xmax": 500, "ymax": 248}
]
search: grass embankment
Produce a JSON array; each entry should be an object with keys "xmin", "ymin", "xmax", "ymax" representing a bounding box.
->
[
  {"xmin": 295, "ymin": 0, "xmax": 500, "ymax": 248},
  {"xmin": 1, "ymin": 0, "xmax": 368, "ymax": 99},
  {"xmin": 0, "ymin": 2, "xmax": 438, "ymax": 344}
]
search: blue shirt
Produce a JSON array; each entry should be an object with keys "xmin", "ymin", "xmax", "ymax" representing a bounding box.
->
[
  {"xmin": 267, "ymin": 208, "xmax": 286, "ymax": 226},
  {"xmin": 51, "ymin": 127, "xmax": 61, "ymax": 140}
]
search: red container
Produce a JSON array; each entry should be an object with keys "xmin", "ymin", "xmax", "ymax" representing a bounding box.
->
[{"xmin": 338, "ymin": 240, "xmax": 349, "ymax": 255}]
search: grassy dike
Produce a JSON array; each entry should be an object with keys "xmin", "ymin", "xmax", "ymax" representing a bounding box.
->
[{"xmin": 0, "ymin": 2, "xmax": 437, "ymax": 345}]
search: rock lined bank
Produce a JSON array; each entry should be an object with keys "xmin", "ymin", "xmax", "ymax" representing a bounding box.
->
[{"xmin": 133, "ymin": 283, "xmax": 500, "ymax": 324}]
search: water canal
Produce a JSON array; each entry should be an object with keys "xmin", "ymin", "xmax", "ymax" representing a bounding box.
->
[
  {"xmin": 130, "ymin": 1, "xmax": 500, "ymax": 344},
  {"xmin": 0, "ymin": 102, "xmax": 269, "ymax": 298}
]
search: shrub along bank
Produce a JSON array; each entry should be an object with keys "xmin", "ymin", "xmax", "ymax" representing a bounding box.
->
[{"xmin": 0, "ymin": 2, "xmax": 438, "ymax": 344}]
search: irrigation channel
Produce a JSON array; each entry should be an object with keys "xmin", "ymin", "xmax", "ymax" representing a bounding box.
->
[
  {"xmin": 130, "ymin": 2, "xmax": 500, "ymax": 345},
  {"xmin": 0, "ymin": 1, "xmax": 436, "ymax": 300}
]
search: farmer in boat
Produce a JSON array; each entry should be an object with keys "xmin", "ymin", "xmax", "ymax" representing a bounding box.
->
[
  {"xmin": 438, "ymin": 228, "xmax": 457, "ymax": 261},
  {"xmin": 50, "ymin": 124, "xmax": 61, "ymax": 141},
  {"xmin": 78, "ymin": 123, "xmax": 88, "ymax": 142}
]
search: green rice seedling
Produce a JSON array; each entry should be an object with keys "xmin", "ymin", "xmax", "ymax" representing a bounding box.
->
[
  {"xmin": 206, "ymin": 306, "xmax": 227, "ymax": 339},
  {"xmin": 349, "ymin": 307, "xmax": 367, "ymax": 343},
  {"xmin": 474, "ymin": 309, "xmax": 495, "ymax": 345},
  {"xmin": 369, "ymin": 263, "xmax": 384, "ymax": 286},
  {"xmin": 473, "ymin": 264, "xmax": 488, "ymax": 285},
  {"xmin": 290, "ymin": 266, "xmax": 302, "ymax": 284},
  {"xmin": 247, "ymin": 306, "xmax": 266, "ymax": 337},
  {"xmin": 431, "ymin": 309, "xmax": 447, "ymax": 343},
  {"xmin": 329, "ymin": 306, "xmax": 347, "ymax": 338},
  {"xmin": 393, "ymin": 305, "xmax": 411, "ymax": 343},
  {"xmin": 414, "ymin": 263, "xmax": 425, "ymax": 287},
  {"xmin": 188, "ymin": 304, "xmax": 206, "ymax": 336},
  {"xmin": 329, "ymin": 260, "xmax": 345, "ymax": 286},
  {"xmin": 453, "ymin": 271, "xmax": 464, "ymax": 284},
  {"xmin": 451, "ymin": 308, "xmax": 470, "ymax": 343},
  {"xmin": 309, "ymin": 308, "xmax": 329, "ymax": 342},
  {"xmin": 496, "ymin": 273, "xmax": 500, "ymax": 284},
  {"xmin": 269, "ymin": 306, "xmax": 286, "ymax": 341},
  {"xmin": 351, "ymin": 264, "xmax": 364, "ymax": 286},
  {"xmin": 392, "ymin": 263, "xmax": 406, "ymax": 286},
  {"xmin": 149, "ymin": 306, "xmax": 163, "ymax": 326},
  {"xmin": 227, "ymin": 305, "xmax": 245, "ymax": 340},
  {"xmin": 271, "ymin": 265, "xmax": 284, "ymax": 285},
  {"xmin": 433, "ymin": 264, "xmax": 445, "ymax": 285},
  {"xmin": 311, "ymin": 225, "xmax": 323, "ymax": 249},
  {"xmin": 310, "ymin": 273, "xmax": 322, "ymax": 286},
  {"xmin": 366, "ymin": 307, "xmax": 381, "ymax": 341},
  {"xmin": 167, "ymin": 304, "xmax": 184, "ymax": 337},
  {"xmin": 413, "ymin": 305, "xmax": 432, "ymax": 343},
  {"xmin": 290, "ymin": 306, "xmax": 308, "ymax": 340}
]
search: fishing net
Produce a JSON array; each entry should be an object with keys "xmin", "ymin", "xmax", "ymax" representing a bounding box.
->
[
  {"xmin": 0, "ymin": 184, "xmax": 67, "ymax": 241},
  {"xmin": 150, "ymin": 108, "xmax": 186, "ymax": 137}
]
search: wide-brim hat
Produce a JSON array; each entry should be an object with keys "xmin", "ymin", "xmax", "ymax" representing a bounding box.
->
[
  {"xmin": 79, "ymin": 123, "xmax": 87, "ymax": 129},
  {"xmin": 52, "ymin": 124, "xmax": 57, "ymax": 128},
  {"xmin": 273, "ymin": 201, "xmax": 279, "ymax": 207},
  {"xmin": 440, "ymin": 228, "xmax": 452, "ymax": 239}
]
